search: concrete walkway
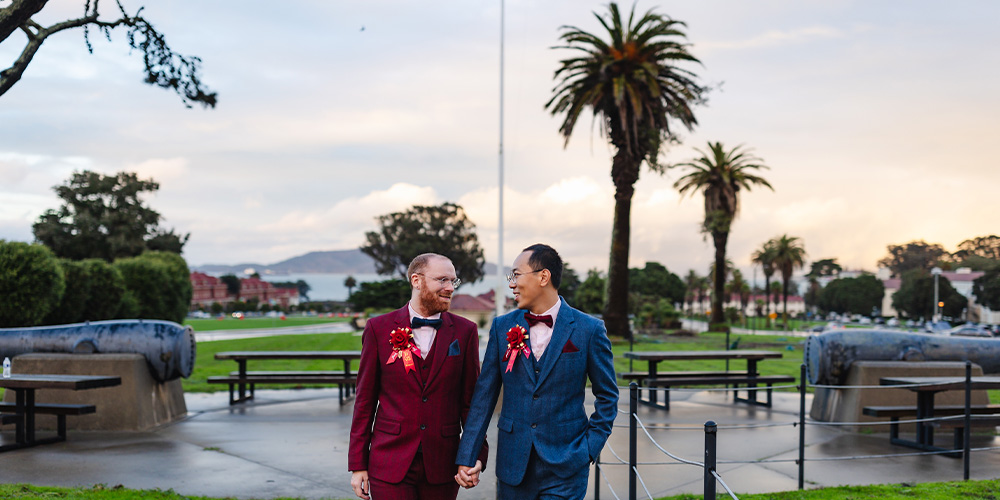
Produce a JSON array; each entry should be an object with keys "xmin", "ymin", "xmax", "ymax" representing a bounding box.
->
[{"xmin": 2, "ymin": 385, "xmax": 1000, "ymax": 499}]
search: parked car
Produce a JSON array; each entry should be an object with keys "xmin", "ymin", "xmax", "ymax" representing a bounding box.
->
[
  {"xmin": 947, "ymin": 324, "xmax": 993, "ymax": 338},
  {"xmin": 924, "ymin": 320, "xmax": 952, "ymax": 334}
]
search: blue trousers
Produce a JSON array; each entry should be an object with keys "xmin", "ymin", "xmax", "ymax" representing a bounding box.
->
[{"xmin": 497, "ymin": 446, "xmax": 589, "ymax": 500}]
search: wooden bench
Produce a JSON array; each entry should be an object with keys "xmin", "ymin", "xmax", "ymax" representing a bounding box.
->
[
  {"xmin": 621, "ymin": 371, "xmax": 748, "ymax": 381},
  {"xmin": 862, "ymin": 404, "xmax": 1000, "ymax": 453},
  {"xmin": 208, "ymin": 374, "xmax": 357, "ymax": 405},
  {"xmin": 645, "ymin": 374, "xmax": 795, "ymax": 410},
  {"xmin": 0, "ymin": 402, "xmax": 96, "ymax": 440},
  {"xmin": 929, "ymin": 414, "xmax": 1000, "ymax": 451}
]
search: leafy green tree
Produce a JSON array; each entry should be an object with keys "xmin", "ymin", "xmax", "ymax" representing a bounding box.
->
[
  {"xmin": 804, "ymin": 278, "xmax": 822, "ymax": 312},
  {"xmin": 347, "ymin": 279, "xmax": 410, "ymax": 311},
  {"xmin": 818, "ymin": 275, "xmax": 884, "ymax": 316},
  {"xmin": 113, "ymin": 251, "xmax": 191, "ymax": 323},
  {"xmin": 806, "ymin": 258, "xmax": 842, "ymax": 279},
  {"xmin": 0, "ymin": 240, "xmax": 65, "ymax": 327},
  {"xmin": 546, "ymin": 2, "xmax": 705, "ymax": 338},
  {"xmin": 32, "ymin": 171, "xmax": 189, "ymax": 261},
  {"xmin": 361, "ymin": 202, "xmax": 485, "ymax": 284},
  {"xmin": 43, "ymin": 259, "xmax": 91, "ymax": 325},
  {"xmin": 771, "ymin": 234, "xmax": 807, "ymax": 329},
  {"xmin": 575, "ymin": 269, "xmax": 607, "ymax": 315},
  {"xmin": 343, "ymin": 276, "xmax": 357, "ymax": 299},
  {"xmin": 752, "ymin": 240, "xmax": 777, "ymax": 327},
  {"xmin": 877, "ymin": 240, "xmax": 947, "ymax": 278},
  {"xmin": 629, "ymin": 262, "xmax": 685, "ymax": 305},
  {"xmin": 560, "ymin": 263, "xmax": 582, "ymax": 302},
  {"xmin": 892, "ymin": 269, "xmax": 965, "ymax": 320},
  {"xmin": 972, "ymin": 266, "xmax": 1000, "ymax": 311},
  {"xmin": 0, "ymin": 0, "xmax": 216, "ymax": 107},
  {"xmin": 219, "ymin": 274, "xmax": 241, "ymax": 298},
  {"xmin": 674, "ymin": 142, "xmax": 773, "ymax": 325},
  {"xmin": 953, "ymin": 235, "xmax": 1000, "ymax": 261},
  {"xmin": 82, "ymin": 258, "xmax": 126, "ymax": 320}
]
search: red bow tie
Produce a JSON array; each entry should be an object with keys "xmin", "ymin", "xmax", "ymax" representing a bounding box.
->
[{"xmin": 525, "ymin": 313, "xmax": 553, "ymax": 328}]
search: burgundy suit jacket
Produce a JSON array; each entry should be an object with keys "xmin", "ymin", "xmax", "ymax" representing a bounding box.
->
[{"xmin": 348, "ymin": 306, "xmax": 488, "ymax": 484}]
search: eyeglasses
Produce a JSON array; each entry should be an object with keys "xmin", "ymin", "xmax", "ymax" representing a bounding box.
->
[
  {"xmin": 414, "ymin": 273, "xmax": 461, "ymax": 288},
  {"xmin": 505, "ymin": 269, "xmax": 542, "ymax": 285}
]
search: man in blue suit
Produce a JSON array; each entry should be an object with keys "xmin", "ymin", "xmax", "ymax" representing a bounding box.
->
[{"xmin": 454, "ymin": 243, "xmax": 619, "ymax": 499}]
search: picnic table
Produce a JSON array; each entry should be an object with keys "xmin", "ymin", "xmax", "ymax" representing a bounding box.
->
[
  {"xmin": 0, "ymin": 373, "xmax": 121, "ymax": 452},
  {"xmin": 209, "ymin": 351, "xmax": 362, "ymax": 405},
  {"xmin": 876, "ymin": 375, "xmax": 1000, "ymax": 453},
  {"xmin": 623, "ymin": 350, "xmax": 791, "ymax": 410}
]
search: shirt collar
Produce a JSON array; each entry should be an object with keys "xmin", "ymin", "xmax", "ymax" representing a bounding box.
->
[
  {"xmin": 408, "ymin": 302, "xmax": 442, "ymax": 322},
  {"xmin": 537, "ymin": 299, "xmax": 561, "ymax": 325}
]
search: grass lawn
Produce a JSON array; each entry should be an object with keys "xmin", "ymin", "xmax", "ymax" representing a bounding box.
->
[
  {"xmin": 184, "ymin": 332, "xmax": 362, "ymax": 393},
  {"xmin": 4, "ymin": 479, "xmax": 1000, "ymax": 500},
  {"xmin": 183, "ymin": 316, "xmax": 349, "ymax": 331}
]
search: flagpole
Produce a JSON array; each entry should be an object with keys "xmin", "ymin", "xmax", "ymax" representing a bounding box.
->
[{"xmin": 495, "ymin": 0, "xmax": 506, "ymax": 317}]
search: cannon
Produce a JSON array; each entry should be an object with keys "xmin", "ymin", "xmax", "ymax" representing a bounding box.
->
[
  {"xmin": 805, "ymin": 329, "xmax": 1000, "ymax": 385},
  {"xmin": 0, "ymin": 319, "xmax": 195, "ymax": 382}
]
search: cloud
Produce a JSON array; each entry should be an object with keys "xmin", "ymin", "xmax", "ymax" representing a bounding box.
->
[{"xmin": 701, "ymin": 26, "xmax": 844, "ymax": 52}]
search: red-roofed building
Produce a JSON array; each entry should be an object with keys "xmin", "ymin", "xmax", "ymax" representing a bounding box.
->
[
  {"xmin": 450, "ymin": 293, "xmax": 496, "ymax": 327},
  {"xmin": 189, "ymin": 273, "xmax": 300, "ymax": 310},
  {"xmin": 190, "ymin": 272, "xmax": 231, "ymax": 309}
]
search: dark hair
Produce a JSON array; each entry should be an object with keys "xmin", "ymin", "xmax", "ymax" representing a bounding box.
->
[{"xmin": 522, "ymin": 243, "xmax": 562, "ymax": 289}]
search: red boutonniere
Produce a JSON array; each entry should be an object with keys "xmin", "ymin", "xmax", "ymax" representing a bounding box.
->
[
  {"xmin": 387, "ymin": 327, "xmax": 421, "ymax": 373},
  {"xmin": 503, "ymin": 325, "xmax": 531, "ymax": 373}
]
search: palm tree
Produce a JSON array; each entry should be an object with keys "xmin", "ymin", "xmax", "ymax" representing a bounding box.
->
[
  {"xmin": 728, "ymin": 269, "xmax": 750, "ymax": 322},
  {"xmin": 771, "ymin": 234, "xmax": 807, "ymax": 330},
  {"xmin": 674, "ymin": 142, "xmax": 773, "ymax": 325},
  {"xmin": 682, "ymin": 270, "xmax": 701, "ymax": 315},
  {"xmin": 751, "ymin": 240, "xmax": 777, "ymax": 327},
  {"xmin": 344, "ymin": 275, "xmax": 357, "ymax": 298},
  {"xmin": 546, "ymin": 3, "xmax": 705, "ymax": 338}
]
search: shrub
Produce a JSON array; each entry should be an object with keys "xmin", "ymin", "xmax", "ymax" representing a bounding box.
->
[
  {"xmin": 0, "ymin": 240, "xmax": 65, "ymax": 327},
  {"xmin": 82, "ymin": 258, "xmax": 126, "ymax": 320},
  {"xmin": 44, "ymin": 259, "xmax": 91, "ymax": 325},
  {"xmin": 113, "ymin": 251, "xmax": 191, "ymax": 324}
]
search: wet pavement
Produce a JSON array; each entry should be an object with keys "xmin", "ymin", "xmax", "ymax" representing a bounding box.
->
[{"xmin": 2, "ymin": 383, "xmax": 1000, "ymax": 499}]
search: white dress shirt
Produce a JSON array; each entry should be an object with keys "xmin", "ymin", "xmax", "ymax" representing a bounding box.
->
[
  {"xmin": 408, "ymin": 303, "xmax": 440, "ymax": 358},
  {"xmin": 529, "ymin": 300, "xmax": 561, "ymax": 361}
]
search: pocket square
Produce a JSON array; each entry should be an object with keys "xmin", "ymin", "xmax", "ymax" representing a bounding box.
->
[
  {"xmin": 562, "ymin": 340, "xmax": 579, "ymax": 353},
  {"xmin": 448, "ymin": 339, "xmax": 461, "ymax": 356}
]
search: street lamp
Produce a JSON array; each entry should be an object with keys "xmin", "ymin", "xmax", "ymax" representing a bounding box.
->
[{"xmin": 931, "ymin": 267, "xmax": 942, "ymax": 323}]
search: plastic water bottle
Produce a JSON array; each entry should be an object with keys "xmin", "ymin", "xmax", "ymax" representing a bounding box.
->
[{"xmin": 2, "ymin": 357, "xmax": 10, "ymax": 378}]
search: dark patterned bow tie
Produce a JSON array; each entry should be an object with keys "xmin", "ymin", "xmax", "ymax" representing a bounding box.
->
[
  {"xmin": 525, "ymin": 313, "xmax": 553, "ymax": 328},
  {"xmin": 411, "ymin": 317, "xmax": 443, "ymax": 329}
]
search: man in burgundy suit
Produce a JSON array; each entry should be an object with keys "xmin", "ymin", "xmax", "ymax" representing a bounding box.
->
[{"xmin": 349, "ymin": 253, "xmax": 488, "ymax": 500}]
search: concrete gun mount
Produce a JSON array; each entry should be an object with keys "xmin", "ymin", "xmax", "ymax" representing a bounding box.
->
[
  {"xmin": 805, "ymin": 329, "xmax": 1000, "ymax": 385},
  {"xmin": 0, "ymin": 319, "xmax": 195, "ymax": 382}
]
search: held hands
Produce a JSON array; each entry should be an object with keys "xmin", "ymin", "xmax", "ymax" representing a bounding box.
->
[
  {"xmin": 454, "ymin": 460, "xmax": 483, "ymax": 488},
  {"xmin": 350, "ymin": 470, "xmax": 370, "ymax": 500}
]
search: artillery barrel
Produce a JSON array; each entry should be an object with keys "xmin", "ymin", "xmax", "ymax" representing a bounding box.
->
[
  {"xmin": 0, "ymin": 319, "xmax": 195, "ymax": 382},
  {"xmin": 805, "ymin": 329, "xmax": 1000, "ymax": 385}
]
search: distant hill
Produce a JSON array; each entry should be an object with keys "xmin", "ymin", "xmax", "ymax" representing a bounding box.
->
[{"xmin": 193, "ymin": 248, "xmax": 500, "ymax": 275}]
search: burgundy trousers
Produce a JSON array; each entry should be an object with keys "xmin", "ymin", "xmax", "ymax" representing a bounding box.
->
[{"xmin": 368, "ymin": 451, "xmax": 460, "ymax": 500}]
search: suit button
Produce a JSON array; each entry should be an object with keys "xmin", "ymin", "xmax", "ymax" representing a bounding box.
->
[
  {"xmin": 531, "ymin": 423, "xmax": 537, "ymax": 429},
  {"xmin": 535, "ymin": 369, "xmax": 540, "ymax": 374},
  {"xmin": 422, "ymin": 397, "xmax": 428, "ymax": 402},
  {"xmin": 420, "ymin": 424, "xmax": 426, "ymax": 430},
  {"xmin": 533, "ymin": 394, "xmax": 539, "ymax": 400}
]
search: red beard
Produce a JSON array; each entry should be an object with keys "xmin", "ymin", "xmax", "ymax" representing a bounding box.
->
[{"xmin": 418, "ymin": 281, "xmax": 451, "ymax": 315}]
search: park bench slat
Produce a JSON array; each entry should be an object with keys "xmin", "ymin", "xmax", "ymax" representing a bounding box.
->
[
  {"xmin": 862, "ymin": 404, "xmax": 1000, "ymax": 418},
  {"xmin": 0, "ymin": 402, "xmax": 96, "ymax": 415},
  {"xmin": 646, "ymin": 375, "xmax": 794, "ymax": 387},
  {"xmin": 621, "ymin": 371, "xmax": 748, "ymax": 380}
]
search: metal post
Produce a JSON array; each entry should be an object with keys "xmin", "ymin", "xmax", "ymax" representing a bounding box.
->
[
  {"xmin": 964, "ymin": 360, "xmax": 971, "ymax": 480},
  {"xmin": 630, "ymin": 382, "xmax": 638, "ymax": 500},
  {"xmin": 594, "ymin": 457, "xmax": 601, "ymax": 500},
  {"xmin": 495, "ymin": 0, "xmax": 505, "ymax": 317},
  {"xmin": 799, "ymin": 363, "xmax": 806, "ymax": 489},
  {"xmin": 629, "ymin": 329, "xmax": 634, "ymax": 373},
  {"xmin": 704, "ymin": 421, "xmax": 717, "ymax": 500}
]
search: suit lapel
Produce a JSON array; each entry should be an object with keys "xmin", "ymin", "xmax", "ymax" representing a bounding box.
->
[
  {"xmin": 535, "ymin": 298, "xmax": 573, "ymax": 388},
  {"xmin": 424, "ymin": 312, "xmax": 456, "ymax": 389},
  {"xmin": 390, "ymin": 308, "xmax": 423, "ymax": 391}
]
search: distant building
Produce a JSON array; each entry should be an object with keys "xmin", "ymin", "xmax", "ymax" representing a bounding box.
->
[{"xmin": 189, "ymin": 273, "xmax": 299, "ymax": 310}]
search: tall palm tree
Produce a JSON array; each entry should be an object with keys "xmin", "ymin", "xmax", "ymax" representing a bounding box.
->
[
  {"xmin": 771, "ymin": 234, "xmax": 807, "ymax": 330},
  {"xmin": 546, "ymin": 3, "xmax": 705, "ymax": 338},
  {"xmin": 728, "ymin": 269, "xmax": 750, "ymax": 322},
  {"xmin": 751, "ymin": 239, "xmax": 777, "ymax": 327},
  {"xmin": 674, "ymin": 142, "xmax": 773, "ymax": 325}
]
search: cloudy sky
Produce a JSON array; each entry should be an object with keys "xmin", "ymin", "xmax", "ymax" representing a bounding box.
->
[{"xmin": 2, "ymin": 0, "xmax": 998, "ymax": 284}]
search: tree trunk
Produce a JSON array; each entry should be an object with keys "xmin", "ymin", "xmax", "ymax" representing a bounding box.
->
[
  {"xmin": 710, "ymin": 230, "xmax": 728, "ymax": 325},
  {"xmin": 603, "ymin": 151, "xmax": 639, "ymax": 339},
  {"xmin": 782, "ymin": 277, "xmax": 790, "ymax": 330},
  {"xmin": 763, "ymin": 275, "xmax": 771, "ymax": 328}
]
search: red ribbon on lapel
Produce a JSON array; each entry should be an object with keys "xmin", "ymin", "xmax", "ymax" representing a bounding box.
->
[
  {"xmin": 503, "ymin": 325, "xmax": 531, "ymax": 373},
  {"xmin": 387, "ymin": 327, "xmax": 421, "ymax": 373}
]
